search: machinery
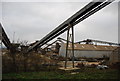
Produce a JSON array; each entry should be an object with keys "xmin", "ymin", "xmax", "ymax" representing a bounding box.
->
[
  {"xmin": 0, "ymin": 0, "xmax": 115, "ymax": 53},
  {"xmin": 26, "ymin": 0, "xmax": 115, "ymax": 53},
  {"xmin": 1, "ymin": 23, "xmax": 21, "ymax": 53},
  {"xmin": 43, "ymin": 37, "xmax": 72, "ymax": 53},
  {"xmin": 76, "ymin": 39, "xmax": 120, "ymax": 46},
  {"xmin": 0, "ymin": 23, "xmax": 12, "ymax": 50},
  {"xmin": 0, "ymin": 0, "xmax": 116, "ymax": 69}
]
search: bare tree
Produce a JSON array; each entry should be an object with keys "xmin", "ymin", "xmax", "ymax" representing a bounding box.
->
[{"xmin": 20, "ymin": 40, "xmax": 29, "ymax": 72}]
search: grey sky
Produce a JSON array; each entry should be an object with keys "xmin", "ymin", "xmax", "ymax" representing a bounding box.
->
[{"xmin": 1, "ymin": 1, "xmax": 118, "ymax": 45}]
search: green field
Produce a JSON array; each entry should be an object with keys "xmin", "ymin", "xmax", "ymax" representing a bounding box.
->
[{"xmin": 2, "ymin": 68, "xmax": 119, "ymax": 79}]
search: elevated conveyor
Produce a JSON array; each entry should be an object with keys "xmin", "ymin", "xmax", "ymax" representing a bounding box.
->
[
  {"xmin": 27, "ymin": 0, "xmax": 115, "ymax": 52},
  {"xmin": 0, "ymin": 23, "xmax": 12, "ymax": 50},
  {"xmin": 76, "ymin": 39, "xmax": 120, "ymax": 46}
]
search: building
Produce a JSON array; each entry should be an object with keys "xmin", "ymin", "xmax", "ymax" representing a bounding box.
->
[{"xmin": 59, "ymin": 43, "xmax": 118, "ymax": 58}]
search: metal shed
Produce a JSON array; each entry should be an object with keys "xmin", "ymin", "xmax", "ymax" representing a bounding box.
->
[{"xmin": 59, "ymin": 43, "xmax": 118, "ymax": 58}]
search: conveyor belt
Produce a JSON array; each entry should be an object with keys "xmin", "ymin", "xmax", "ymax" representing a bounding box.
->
[
  {"xmin": 44, "ymin": 39, "xmax": 63, "ymax": 49},
  {"xmin": 44, "ymin": 37, "xmax": 71, "ymax": 49},
  {"xmin": 27, "ymin": 0, "xmax": 114, "ymax": 52},
  {"xmin": 0, "ymin": 23, "xmax": 12, "ymax": 50},
  {"xmin": 76, "ymin": 39, "xmax": 120, "ymax": 46}
]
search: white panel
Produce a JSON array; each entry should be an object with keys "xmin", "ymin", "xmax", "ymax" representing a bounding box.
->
[{"xmin": 59, "ymin": 48, "xmax": 112, "ymax": 58}]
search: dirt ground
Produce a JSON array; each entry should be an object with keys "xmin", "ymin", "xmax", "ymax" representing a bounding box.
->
[{"xmin": 58, "ymin": 61, "xmax": 100, "ymax": 67}]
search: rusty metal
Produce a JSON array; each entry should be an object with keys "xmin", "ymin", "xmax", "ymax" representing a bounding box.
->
[{"xmin": 71, "ymin": 24, "xmax": 75, "ymax": 68}]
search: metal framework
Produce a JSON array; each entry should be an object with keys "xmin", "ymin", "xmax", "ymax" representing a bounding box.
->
[
  {"xmin": 44, "ymin": 39, "xmax": 63, "ymax": 49},
  {"xmin": 27, "ymin": 0, "xmax": 114, "ymax": 53},
  {"xmin": 0, "ymin": 23, "xmax": 12, "ymax": 50},
  {"xmin": 65, "ymin": 24, "xmax": 75, "ymax": 68},
  {"xmin": 43, "ymin": 37, "xmax": 72, "ymax": 49},
  {"xmin": 76, "ymin": 39, "xmax": 120, "ymax": 46},
  {"xmin": 0, "ymin": 0, "xmax": 115, "ymax": 54},
  {"xmin": 57, "ymin": 37, "xmax": 72, "ymax": 43}
]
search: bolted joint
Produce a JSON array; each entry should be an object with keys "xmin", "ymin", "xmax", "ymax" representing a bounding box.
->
[{"xmin": 67, "ymin": 23, "xmax": 73, "ymax": 30}]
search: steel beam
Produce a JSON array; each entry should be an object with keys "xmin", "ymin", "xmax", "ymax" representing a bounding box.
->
[
  {"xmin": 27, "ymin": 0, "xmax": 114, "ymax": 52},
  {"xmin": 65, "ymin": 26, "xmax": 70, "ymax": 69},
  {"xmin": 44, "ymin": 39, "xmax": 63, "ymax": 49},
  {"xmin": 71, "ymin": 25, "xmax": 75, "ymax": 68},
  {"xmin": 38, "ymin": 1, "xmax": 114, "ymax": 48},
  {"xmin": 0, "ymin": 23, "xmax": 12, "ymax": 50},
  {"xmin": 73, "ymin": 0, "xmax": 114, "ymax": 26},
  {"xmin": 57, "ymin": 37, "xmax": 72, "ymax": 43}
]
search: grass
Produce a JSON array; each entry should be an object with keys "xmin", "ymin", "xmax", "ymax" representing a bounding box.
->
[{"xmin": 2, "ymin": 68, "xmax": 119, "ymax": 79}]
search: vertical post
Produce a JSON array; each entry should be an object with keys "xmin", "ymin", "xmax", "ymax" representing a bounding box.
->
[
  {"xmin": 0, "ymin": 26, "xmax": 2, "ymax": 52},
  {"xmin": 71, "ymin": 24, "xmax": 74, "ymax": 68},
  {"xmin": 65, "ymin": 24, "xmax": 75, "ymax": 68},
  {"xmin": 0, "ymin": 25, "xmax": 2, "ymax": 80},
  {"xmin": 65, "ymin": 26, "xmax": 70, "ymax": 69}
]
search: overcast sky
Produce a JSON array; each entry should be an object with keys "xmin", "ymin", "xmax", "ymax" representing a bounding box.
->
[{"xmin": 1, "ymin": 0, "xmax": 118, "ymax": 45}]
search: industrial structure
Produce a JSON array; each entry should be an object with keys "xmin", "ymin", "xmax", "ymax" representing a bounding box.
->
[
  {"xmin": 26, "ymin": 0, "xmax": 115, "ymax": 53},
  {"xmin": 1, "ymin": 0, "xmax": 119, "ymax": 69},
  {"xmin": 59, "ymin": 43, "xmax": 118, "ymax": 58}
]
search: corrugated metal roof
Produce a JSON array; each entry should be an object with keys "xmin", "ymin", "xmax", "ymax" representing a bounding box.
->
[{"xmin": 64, "ymin": 43, "xmax": 118, "ymax": 51}]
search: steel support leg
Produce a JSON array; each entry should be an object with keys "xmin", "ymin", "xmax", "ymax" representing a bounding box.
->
[
  {"xmin": 65, "ymin": 26, "xmax": 70, "ymax": 69},
  {"xmin": 65, "ymin": 24, "xmax": 75, "ymax": 68},
  {"xmin": 71, "ymin": 25, "xmax": 74, "ymax": 68}
]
